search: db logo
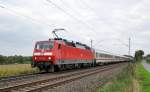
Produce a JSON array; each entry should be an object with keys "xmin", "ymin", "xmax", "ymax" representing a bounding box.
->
[
  {"xmin": 42, "ymin": 50, "xmax": 44, "ymax": 52},
  {"xmin": 41, "ymin": 50, "xmax": 44, "ymax": 55}
]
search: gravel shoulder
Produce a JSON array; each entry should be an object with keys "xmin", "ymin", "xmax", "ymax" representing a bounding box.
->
[{"xmin": 44, "ymin": 63, "xmax": 128, "ymax": 92}]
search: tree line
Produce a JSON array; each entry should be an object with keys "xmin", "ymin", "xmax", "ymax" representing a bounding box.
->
[
  {"xmin": 0, "ymin": 55, "xmax": 32, "ymax": 64},
  {"xmin": 145, "ymin": 54, "xmax": 150, "ymax": 62}
]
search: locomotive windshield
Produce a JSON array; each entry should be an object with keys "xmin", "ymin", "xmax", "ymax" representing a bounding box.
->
[{"xmin": 35, "ymin": 42, "xmax": 54, "ymax": 50}]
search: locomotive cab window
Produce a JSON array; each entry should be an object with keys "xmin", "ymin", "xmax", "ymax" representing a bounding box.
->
[{"xmin": 35, "ymin": 42, "xmax": 54, "ymax": 50}]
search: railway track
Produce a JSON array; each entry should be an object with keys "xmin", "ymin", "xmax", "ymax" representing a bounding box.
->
[
  {"xmin": 0, "ymin": 67, "xmax": 96, "ymax": 88},
  {"xmin": 0, "ymin": 73, "xmax": 41, "ymax": 82},
  {"xmin": 0, "ymin": 63, "xmax": 126, "ymax": 92}
]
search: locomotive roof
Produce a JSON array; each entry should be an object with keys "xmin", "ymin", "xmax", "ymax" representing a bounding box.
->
[
  {"xmin": 36, "ymin": 38, "xmax": 92, "ymax": 50},
  {"xmin": 53, "ymin": 38, "xmax": 91, "ymax": 50}
]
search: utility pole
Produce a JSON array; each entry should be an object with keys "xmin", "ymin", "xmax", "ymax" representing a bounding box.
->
[
  {"xmin": 128, "ymin": 37, "xmax": 131, "ymax": 56},
  {"xmin": 91, "ymin": 40, "xmax": 93, "ymax": 49}
]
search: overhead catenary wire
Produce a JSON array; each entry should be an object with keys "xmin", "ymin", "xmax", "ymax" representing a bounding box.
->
[
  {"xmin": 57, "ymin": 0, "xmax": 130, "ymax": 55},
  {"xmin": 56, "ymin": 0, "xmax": 99, "ymax": 43},
  {"xmin": 0, "ymin": 0, "xmax": 99, "ymax": 37},
  {"xmin": 0, "ymin": 2, "xmax": 89, "ymax": 46},
  {"xmin": 79, "ymin": 0, "xmax": 125, "ymax": 33},
  {"xmin": 0, "ymin": 0, "xmax": 98, "ymax": 33},
  {"xmin": 94, "ymin": 38, "xmax": 131, "ymax": 55},
  {"xmin": 0, "ymin": 2, "xmax": 93, "ymax": 47},
  {"xmin": 95, "ymin": 48, "xmax": 115, "ymax": 55},
  {"xmin": 59, "ymin": 0, "xmax": 84, "ymax": 19},
  {"xmin": 95, "ymin": 48, "xmax": 125, "ymax": 57},
  {"xmin": 45, "ymin": 0, "xmax": 99, "ymax": 36},
  {"xmin": 0, "ymin": 2, "xmax": 83, "ymax": 40},
  {"xmin": 79, "ymin": 0, "xmax": 131, "ymax": 55},
  {"xmin": 0, "ymin": 3, "xmax": 53, "ymax": 27},
  {"xmin": 0, "ymin": 1, "xmax": 127, "ymax": 55},
  {"xmin": 79, "ymin": 0, "xmax": 109, "ymax": 24},
  {"xmin": 79, "ymin": 0, "xmax": 98, "ymax": 16}
]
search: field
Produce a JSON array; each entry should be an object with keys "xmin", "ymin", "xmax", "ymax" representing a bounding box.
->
[{"xmin": 0, "ymin": 64, "xmax": 38, "ymax": 77}]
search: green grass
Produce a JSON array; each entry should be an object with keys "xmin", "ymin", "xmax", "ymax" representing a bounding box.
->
[
  {"xmin": 135, "ymin": 63, "xmax": 150, "ymax": 92},
  {"xmin": 0, "ymin": 64, "xmax": 39, "ymax": 77},
  {"xmin": 97, "ymin": 65, "xmax": 133, "ymax": 92}
]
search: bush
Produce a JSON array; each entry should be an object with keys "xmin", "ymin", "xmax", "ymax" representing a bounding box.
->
[
  {"xmin": 98, "ymin": 64, "xmax": 133, "ymax": 92},
  {"xmin": 146, "ymin": 57, "xmax": 150, "ymax": 63}
]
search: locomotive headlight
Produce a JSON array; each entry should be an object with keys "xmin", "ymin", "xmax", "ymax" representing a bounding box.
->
[
  {"xmin": 44, "ymin": 52, "xmax": 53, "ymax": 56},
  {"xmin": 48, "ymin": 57, "xmax": 51, "ymax": 60},
  {"xmin": 34, "ymin": 57, "xmax": 37, "ymax": 60}
]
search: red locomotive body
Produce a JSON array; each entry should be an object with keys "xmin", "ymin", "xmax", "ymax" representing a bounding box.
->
[
  {"xmin": 31, "ymin": 29, "xmax": 132, "ymax": 72},
  {"xmin": 32, "ymin": 38, "xmax": 95, "ymax": 72}
]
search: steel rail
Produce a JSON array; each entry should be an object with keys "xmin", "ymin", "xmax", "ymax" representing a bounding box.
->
[{"xmin": 0, "ymin": 63, "xmax": 126, "ymax": 92}]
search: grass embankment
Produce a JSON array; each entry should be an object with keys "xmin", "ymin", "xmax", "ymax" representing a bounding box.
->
[
  {"xmin": 135, "ymin": 63, "xmax": 150, "ymax": 92},
  {"xmin": 98, "ymin": 62, "xmax": 150, "ymax": 92},
  {"xmin": 98, "ymin": 64, "xmax": 133, "ymax": 92},
  {"xmin": 0, "ymin": 64, "xmax": 38, "ymax": 77}
]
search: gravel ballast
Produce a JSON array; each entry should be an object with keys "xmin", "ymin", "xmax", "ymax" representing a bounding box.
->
[{"xmin": 44, "ymin": 63, "xmax": 128, "ymax": 92}]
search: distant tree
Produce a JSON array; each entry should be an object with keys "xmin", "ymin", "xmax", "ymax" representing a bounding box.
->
[
  {"xmin": 0, "ymin": 55, "xmax": 5, "ymax": 64},
  {"xmin": 7, "ymin": 56, "xmax": 15, "ymax": 64},
  {"xmin": 134, "ymin": 50, "xmax": 144, "ymax": 62},
  {"xmin": 19, "ymin": 56, "xmax": 24, "ymax": 63}
]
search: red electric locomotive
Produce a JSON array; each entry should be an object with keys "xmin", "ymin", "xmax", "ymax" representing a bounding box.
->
[{"xmin": 32, "ymin": 29, "xmax": 95, "ymax": 72}]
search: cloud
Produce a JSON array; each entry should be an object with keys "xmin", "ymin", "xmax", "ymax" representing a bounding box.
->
[{"xmin": 0, "ymin": 0, "xmax": 150, "ymax": 56}]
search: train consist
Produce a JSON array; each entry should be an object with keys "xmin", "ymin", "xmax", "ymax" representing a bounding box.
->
[{"xmin": 32, "ymin": 29, "xmax": 131, "ymax": 72}]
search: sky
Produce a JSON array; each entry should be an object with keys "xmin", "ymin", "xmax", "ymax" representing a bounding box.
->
[{"xmin": 0, "ymin": 0, "xmax": 150, "ymax": 56}]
